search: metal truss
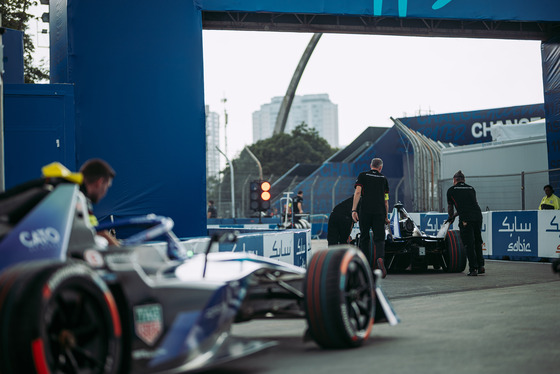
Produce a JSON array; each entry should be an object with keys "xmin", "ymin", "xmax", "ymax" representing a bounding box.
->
[{"xmin": 202, "ymin": 11, "xmax": 560, "ymax": 41}]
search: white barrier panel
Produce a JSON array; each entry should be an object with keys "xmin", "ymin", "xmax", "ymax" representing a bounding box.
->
[
  {"xmin": 481, "ymin": 212, "xmax": 492, "ymax": 257},
  {"xmin": 538, "ymin": 211, "xmax": 560, "ymax": 258},
  {"xmin": 180, "ymin": 229, "xmax": 312, "ymax": 268}
]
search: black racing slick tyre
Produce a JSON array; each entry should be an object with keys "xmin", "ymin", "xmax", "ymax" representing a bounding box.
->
[
  {"xmin": 0, "ymin": 261, "xmax": 121, "ymax": 374},
  {"xmin": 443, "ymin": 230, "xmax": 467, "ymax": 273},
  {"xmin": 304, "ymin": 246, "xmax": 375, "ymax": 349}
]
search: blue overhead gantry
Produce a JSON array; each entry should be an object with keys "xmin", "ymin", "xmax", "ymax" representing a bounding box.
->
[{"xmin": 4, "ymin": 0, "xmax": 560, "ymax": 237}]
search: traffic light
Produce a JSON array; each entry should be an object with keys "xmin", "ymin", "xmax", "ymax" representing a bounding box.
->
[
  {"xmin": 249, "ymin": 181, "xmax": 260, "ymax": 210},
  {"xmin": 249, "ymin": 180, "xmax": 271, "ymax": 211},
  {"xmin": 260, "ymin": 181, "xmax": 271, "ymax": 210}
]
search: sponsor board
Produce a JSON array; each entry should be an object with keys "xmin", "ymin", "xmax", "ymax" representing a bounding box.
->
[
  {"xmin": 481, "ymin": 212, "xmax": 491, "ymax": 256},
  {"xmin": 219, "ymin": 234, "xmax": 264, "ymax": 256},
  {"xmin": 263, "ymin": 232, "xmax": 294, "ymax": 265},
  {"xmin": 538, "ymin": 210, "xmax": 560, "ymax": 258},
  {"xmin": 293, "ymin": 231, "xmax": 311, "ymax": 268},
  {"xmin": 492, "ymin": 211, "xmax": 537, "ymax": 258},
  {"xmin": 420, "ymin": 213, "xmax": 449, "ymax": 236}
]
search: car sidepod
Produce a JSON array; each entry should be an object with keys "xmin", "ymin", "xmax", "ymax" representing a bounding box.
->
[
  {"xmin": 103, "ymin": 254, "xmax": 278, "ymax": 374},
  {"xmin": 137, "ymin": 279, "xmax": 270, "ymax": 373}
]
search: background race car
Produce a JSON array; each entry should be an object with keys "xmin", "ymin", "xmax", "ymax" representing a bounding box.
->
[{"xmin": 353, "ymin": 203, "xmax": 467, "ymax": 273}]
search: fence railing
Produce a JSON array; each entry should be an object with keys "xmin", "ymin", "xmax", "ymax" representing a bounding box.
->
[
  {"xmin": 438, "ymin": 168, "xmax": 560, "ymax": 212},
  {"xmin": 211, "ymin": 166, "xmax": 560, "ymax": 219}
]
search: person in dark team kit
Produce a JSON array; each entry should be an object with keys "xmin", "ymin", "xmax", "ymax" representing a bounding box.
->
[
  {"xmin": 293, "ymin": 191, "xmax": 304, "ymax": 214},
  {"xmin": 446, "ymin": 170, "xmax": 485, "ymax": 276},
  {"xmin": 80, "ymin": 158, "xmax": 120, "ymax": 246},
  {"xmin": 328, "ymin": 196, "xmax": 360, "ymax": 246},
  {"xmin": 292, "ymin": 190, "xmax": 304, "ymax": 224},
  {"xmin": 207, "ymin": 200, "xmax": 218, "ymax": 218},
  {"xmin": 352, "ymin": 158, "xmax": 390, "ymax": 278}
]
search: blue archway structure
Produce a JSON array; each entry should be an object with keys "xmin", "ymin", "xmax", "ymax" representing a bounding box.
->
[{"xmin": 48, "ymin": 0, "xmax": 560, "ymax": 237}]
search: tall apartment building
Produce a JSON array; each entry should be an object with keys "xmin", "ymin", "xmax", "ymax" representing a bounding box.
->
[
  {"xmin": 252, "ymin": 94, "xmax": 339, "ymax": 147},
  {"xmin": 205, "ymin": 105, "xmax": 221, "ymax": 178}
]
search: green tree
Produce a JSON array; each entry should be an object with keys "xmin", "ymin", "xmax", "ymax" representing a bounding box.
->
[
  {"xmin": 1, "ymin": 0, "xmax": 49, "ymax": 83},
  {"xmin": 216, "ymin": 123, "xmax": 338, "ymax": 218},
  {"xmin": 248, "ymin": 123, "xmax": 337, "ymax": 177}
]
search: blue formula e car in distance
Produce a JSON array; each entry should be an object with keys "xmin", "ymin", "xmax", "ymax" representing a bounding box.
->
[{"xmin": 0, "ymin": 163, "xmax": 399, "ymax": 374}]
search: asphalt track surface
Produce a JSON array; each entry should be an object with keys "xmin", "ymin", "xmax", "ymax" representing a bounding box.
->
[{"xmin": 202, "ymin": 241, "xmax": 560, "ymax": 374}]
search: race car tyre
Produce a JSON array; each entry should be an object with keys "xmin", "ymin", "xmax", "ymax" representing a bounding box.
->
[
  {"xmin": 304, "ymin": 246, "xmax": 375, "ymax": 349},
  {"xmin": 443, "ymin": 230, "xmax": 467, "ymax": 273},
  {"xmin": 0, "ymin": 261, "xmax": 121, "ymax": 374}
]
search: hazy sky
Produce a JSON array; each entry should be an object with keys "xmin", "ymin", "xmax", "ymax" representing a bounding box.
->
[{"xmin": 203, "ymin": 30, "xmax": 544, "ymax": 158}]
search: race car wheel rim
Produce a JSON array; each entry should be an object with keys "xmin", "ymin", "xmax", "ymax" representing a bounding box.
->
[
  {"xmin": 42, "ymin": 285, "xmax": 112, "ymax": 372},
  {"xmin": 343, "ymin": 257, "xmax": 373, "ymax": 332},
  {"xmin": 0, "ymin": 262, "xmax": 121, "ymax": 374}
]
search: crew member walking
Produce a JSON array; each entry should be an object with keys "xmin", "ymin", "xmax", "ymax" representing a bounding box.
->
[
  {"xmin": 447, "ymin": 170, "xmax": 485, "ymax": 276},
  {"xmin": 352, "ymin": 158, "xmax": 390, "ymax": 278}
]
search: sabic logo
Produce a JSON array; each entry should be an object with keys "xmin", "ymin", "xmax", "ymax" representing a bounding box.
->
[
  {"xmin": 19, "ymin": 228, "xmax": 61, "ymax": 250},
  {"xmin": 507, "ymin": 237, "xmax": 531, "ymax": 252}
]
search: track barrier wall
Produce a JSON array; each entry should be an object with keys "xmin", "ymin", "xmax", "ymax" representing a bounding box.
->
[
  {"xmin": 198, "ymin": 210, "xmax": 558, "ymax": 269},
  {"xmin": 411, "ymin": 211, "xmax": 559, "ymax": 262},
  {"xmin": 182, "ymin": 228, "xmax": 312, "ymax": 268}
]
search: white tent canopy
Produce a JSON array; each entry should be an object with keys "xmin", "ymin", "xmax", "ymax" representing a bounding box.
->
[{"xmin": 490, "ymin": 119, "xmax": 546, "ymax": 142}]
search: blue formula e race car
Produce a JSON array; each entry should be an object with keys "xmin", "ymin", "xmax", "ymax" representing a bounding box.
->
[{"xmin": 0, "ymin": 163, "xmax": 398, "ymax": 374}]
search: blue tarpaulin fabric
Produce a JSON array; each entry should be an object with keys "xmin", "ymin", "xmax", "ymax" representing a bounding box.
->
[
  {"xmin": 542, "ymin": 39, "xmax": 560, "ymax": 94},
  {"xmin": 542, "ymin": 38, "xmax": 560, "ymax": 176},
  {"xmin": 50, "ymin": 0, "xmax": 207, "ymax": 238}
]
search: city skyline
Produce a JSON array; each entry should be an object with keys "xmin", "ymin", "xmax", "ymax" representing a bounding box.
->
[
  {"xmin": 205, "ymin": 106, "xmax": 221, "ymax": 178},
  {"xmin": 252, "ymin": 94, "xmax": 339, "ymax": 148}
]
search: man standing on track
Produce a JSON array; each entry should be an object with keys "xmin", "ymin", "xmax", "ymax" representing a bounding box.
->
[
  {"xmin": 352, "ymin": 158, "xmax": 390, "ymax": 278},
  {"xmin": 446, "ymin": 170, "xmax": 485, "ymax": 276}
]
